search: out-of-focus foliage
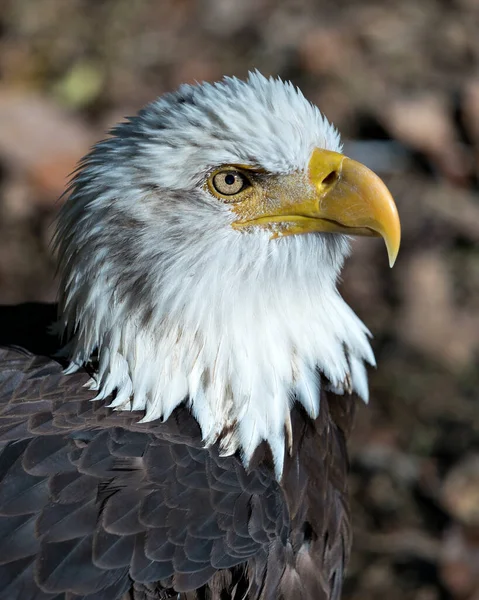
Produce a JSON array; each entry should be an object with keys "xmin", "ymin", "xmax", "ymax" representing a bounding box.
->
[{"xmin": 0, "ymin": 1, "xmax": 478, "ymax": 598}]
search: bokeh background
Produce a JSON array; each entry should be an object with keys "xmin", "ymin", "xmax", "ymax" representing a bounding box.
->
[{"xmin": 1, "ymin": 1, "xmax": 479, "ymax": 598}]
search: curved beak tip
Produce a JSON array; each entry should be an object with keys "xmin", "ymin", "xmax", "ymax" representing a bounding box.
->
[
  {"xmin": 380, "ymin": 205, "xmax": 401, "ymax": 268},
  {"xmin": 381, "ymin": 216, "xmax": 401, "ymax": 268},
  {"xmin": 387, "ymin": 242, "xmax": 400, "ymax": 268}
]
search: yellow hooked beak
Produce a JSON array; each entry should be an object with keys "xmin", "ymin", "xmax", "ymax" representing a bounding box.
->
[{"xmin": 233, "ymin": 148, "xmax": 401, "ymax": 267}]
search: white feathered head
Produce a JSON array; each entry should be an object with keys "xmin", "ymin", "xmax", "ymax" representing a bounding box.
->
[{"xmin": 55, "ymin": 73, "xmax": 400, "ymax": 475}]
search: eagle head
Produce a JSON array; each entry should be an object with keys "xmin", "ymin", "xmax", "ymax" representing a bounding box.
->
[{"xmin": 55, "ymin": 72, "xmax": 400, "ymax": 476}]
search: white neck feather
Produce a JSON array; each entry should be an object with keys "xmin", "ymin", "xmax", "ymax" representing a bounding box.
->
[{"xmin": 62, "ymin": 221, "xmax": 374, "ymax": 477}]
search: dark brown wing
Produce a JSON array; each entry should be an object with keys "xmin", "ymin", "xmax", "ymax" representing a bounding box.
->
[{"xmin": 0, "ymin": 303, "xmax": 354, "ymax": 600}]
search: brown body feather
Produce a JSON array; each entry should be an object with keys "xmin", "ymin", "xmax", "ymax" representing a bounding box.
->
[{"xmin": 0, "ymin": 304, "xmax": 354, "ymax": 600}]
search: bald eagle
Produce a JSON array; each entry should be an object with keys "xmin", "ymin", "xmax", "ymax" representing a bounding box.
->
[{"xmin": 0, "ymin": 73, "xmax": 400, "ymax": 600}]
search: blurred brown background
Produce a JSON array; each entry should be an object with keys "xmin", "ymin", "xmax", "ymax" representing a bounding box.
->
[{"xmin": 0, "ymin": 0, "xmax": 479, "ymax": 598}]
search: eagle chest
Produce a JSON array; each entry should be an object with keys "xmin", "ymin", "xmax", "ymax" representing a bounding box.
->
[{"xmin": 0, "ymin": 347, "xmax": 353, "ymax": 600}]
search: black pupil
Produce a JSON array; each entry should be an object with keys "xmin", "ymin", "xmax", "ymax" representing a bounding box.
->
[{"xmin": 225, "ymin": 174, "xmax": 236, "ymax": 186}]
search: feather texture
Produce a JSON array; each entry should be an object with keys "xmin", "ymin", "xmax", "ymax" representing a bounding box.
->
[
  {"xmin": 0, "ymin": 306, "xmax": 354, "ymax": 599},
  {"xmin": 53, "ymin": 73, "xmax": 373, "ymax": 475}
]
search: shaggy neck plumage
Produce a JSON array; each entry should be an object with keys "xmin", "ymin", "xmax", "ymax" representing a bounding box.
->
[{"xmin": 59, "ymin": 215, "xmax": 374, "ymax": 476}]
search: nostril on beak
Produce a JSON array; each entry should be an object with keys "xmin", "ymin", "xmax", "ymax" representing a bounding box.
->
[{"xmin": 322, "ymin": 170, "xmax": 339, "ymax": 187}]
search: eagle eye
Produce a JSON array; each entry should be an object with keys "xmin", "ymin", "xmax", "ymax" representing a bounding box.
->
[{"xmin": 211, "ymin": 170, "xmax": 249, "ymax": 197}]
